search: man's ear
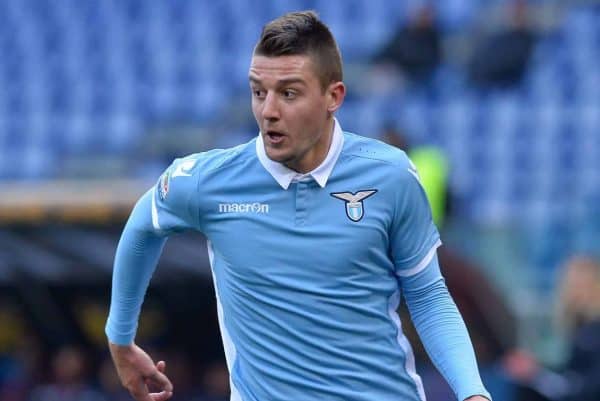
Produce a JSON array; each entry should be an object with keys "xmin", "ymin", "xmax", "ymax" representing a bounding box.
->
[{"xmin": 327, "ymin": 82, "xmax": 346, "ymax": 114}]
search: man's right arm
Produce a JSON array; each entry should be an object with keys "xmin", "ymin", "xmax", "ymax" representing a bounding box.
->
[
  {"xmin": 105, "ymin": 189, "xmax": 173, "ymax": 401},
  {"xmin": 106, "ymin": 155, "xmax": 201, "ymax": 344},
  {"xmin": 105, "ymin": 156, "xmax": 201, "ymax": 400},
  {"xmin": 105, "ymin": 189, "xmax": 167, "ymax": 344}
]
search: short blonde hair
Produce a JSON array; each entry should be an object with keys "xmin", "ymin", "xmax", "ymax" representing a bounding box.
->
[{"xmin": 557, "ymin": 256, "xmax": 600, "ymax": 332}]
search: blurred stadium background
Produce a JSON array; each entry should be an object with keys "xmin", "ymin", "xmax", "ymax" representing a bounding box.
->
[{"xmin": 0, "ymin": 0, "xmax": 599, "ymax": 400}]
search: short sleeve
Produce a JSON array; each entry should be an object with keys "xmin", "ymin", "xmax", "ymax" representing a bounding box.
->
[
  {"xmin": 389, "ymin": 163, "xmax": 441, "ymax": 277},
  {"xmin": 151, "ymin": 156, "xmax": 200, "ymax": 234}
]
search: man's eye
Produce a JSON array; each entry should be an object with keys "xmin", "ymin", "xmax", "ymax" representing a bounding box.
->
[
  {"xmin": 283, "ymin": 90, "xmax": 296, "ymax": 98},
  {"xmin": 253, "ymin": 90, "xmax": 265, "ymax": 98}
]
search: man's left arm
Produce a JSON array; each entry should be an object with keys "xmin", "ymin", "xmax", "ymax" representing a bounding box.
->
[
  {"xmin": 399, "ymin": 253, "xmax": 492, "ymax": 401},
  {"xmin": 389, "ymin": 159, "xmax": 491, "ymax": 401}
]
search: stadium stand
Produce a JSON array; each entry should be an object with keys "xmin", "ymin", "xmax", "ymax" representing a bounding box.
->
[
  {"xmin": 0, "ymin": 1, "xmax": 599, "ymax": 400},
  {"xmin": 0, "ymin": 1, "xmax": 596, "ymax": 224}
]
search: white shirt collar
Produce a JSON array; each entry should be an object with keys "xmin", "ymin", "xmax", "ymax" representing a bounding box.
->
[{"xmin": 256, "ymin": 118, "xmax": 345, "ymax": 190}]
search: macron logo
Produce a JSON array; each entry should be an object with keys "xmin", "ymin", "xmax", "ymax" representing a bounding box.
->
[{"xmin": 219, "ymin": 202, "xmax": 270, "ymax": 214}]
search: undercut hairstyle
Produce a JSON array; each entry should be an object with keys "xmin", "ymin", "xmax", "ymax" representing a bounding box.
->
[{"xmin": 254, "ymin": 10, "xmax": 343, "ymax": 91}]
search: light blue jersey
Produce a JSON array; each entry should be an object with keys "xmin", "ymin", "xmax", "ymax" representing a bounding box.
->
[{"xmin": 106, "ymin": 120, "xmax": 491, "ymax": 401}]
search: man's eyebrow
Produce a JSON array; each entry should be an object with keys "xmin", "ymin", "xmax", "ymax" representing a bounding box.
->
[
  {"xmin": 248, "ymin": 76, "xmax": 306, "ymax": 86},
  {"xmin": 276, "ymin": 78, "xmax": 306, "ymax": 86}
]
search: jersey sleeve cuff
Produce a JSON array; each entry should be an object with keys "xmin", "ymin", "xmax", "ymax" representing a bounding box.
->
[{"xmin": 105, "ymin": 320, "xmax": 136, "ymax": 346}]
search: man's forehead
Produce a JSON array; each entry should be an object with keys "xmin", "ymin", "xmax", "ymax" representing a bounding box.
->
[{"xmin": 249, "ymin": 54, "xmax": 317, "ymax": 82}]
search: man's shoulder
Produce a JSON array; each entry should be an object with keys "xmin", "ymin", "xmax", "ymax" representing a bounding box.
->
[
  {"xmin": 156, "ymin": 139, "xmax": 257, "ymax": 201},
  {"xmin": 340, "ymin": 132, "xmax": 421, "ymax": 189},
  {"xmin": 169, "ymin": 138, "xmax": 257, "ymax": 178},
  {"xmin": 342, "ymin": 132, "xmax": 411, "ymax": 169}
]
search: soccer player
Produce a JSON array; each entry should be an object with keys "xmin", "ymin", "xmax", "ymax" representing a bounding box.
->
[{"xmin": 106, "ymin": 11, "xmax": 492, "ymax": 401}]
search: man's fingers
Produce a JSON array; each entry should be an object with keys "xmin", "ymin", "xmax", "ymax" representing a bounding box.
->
[
  {"xmin": 128, "ymin": 375, "xmax": 172, "ymax": 401},
  {"xmin": 145, "ymin": 369, "xmax": 173, "ymax": 401},
  {"xmin": 146, "ymin": 369, "xmax": 173, "ymax": 392},
  {"xmin": 110, "ymin": 344, "xmax": 171, "ymax": 401},
  {"xmin": 128, "ymin": 377, "xmax": 153, "ymax": 401},
  {"xmin": 150, "ymin": 391, "xmax": 173, "ymax": 401}
]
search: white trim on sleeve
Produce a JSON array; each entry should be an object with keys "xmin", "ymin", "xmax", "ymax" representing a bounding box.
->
[
  {"xmin": 388, "ymin": 290, "xmax": 426, "ymax": 401},
  {"xmin": 151, "ymin": 188, "xmax": 161, "ymax": 231},
  {"xmin": 396, "ymin": 239, "xmax": 442, "ymax": 277}
]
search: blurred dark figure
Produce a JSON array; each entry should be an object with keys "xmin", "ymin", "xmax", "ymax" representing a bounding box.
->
[
  {"xmin": 469, "ymin": 0, "xmax": 535, "ymax": 88},
  {"xmin": 381, "ymin": 125, "xmax": 450, "ymax": 228},
  {"xmin": 373, "ymin": 5, "xmax": 442, "ymax": 82},
  {"xmin": 0, "ymin": 334, "xmax": 42, "ymax": 401},
  {"xmin": 380, "ymin": 125, "xmax": 410, "ymax": 152},
  {"xmin": 28, "ymin": 346, "xmax": 105, "ymax": 401},
  {"xmin": 503, "ymin": 256, "xmax": 600, "ymax": 401},
  {"xmin": 156, "ymin": 349, "xmax": 206, "ymax": 401},
  {"xmin": 195, "ymin": 362, "xmax": 230, "ymax": 401},
  {"xmin": 97, "ymin": 356, "xmax": 130, "ymax": 401}
]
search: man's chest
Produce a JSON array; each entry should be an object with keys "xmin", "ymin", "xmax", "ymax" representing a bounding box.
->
[{"xmin": 202, "ymin": 179, "xmax": 394, "ymax": 281}]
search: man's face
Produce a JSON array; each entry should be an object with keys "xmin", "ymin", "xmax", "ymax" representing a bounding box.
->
[{"xmin": 249, "ymin": 54, "xmax": 344, "ymax": 173}]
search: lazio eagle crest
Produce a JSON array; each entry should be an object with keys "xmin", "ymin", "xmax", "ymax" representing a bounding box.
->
[{"xmin": 330, "ymin": 190, "xmax": 378, "ymax": 222}]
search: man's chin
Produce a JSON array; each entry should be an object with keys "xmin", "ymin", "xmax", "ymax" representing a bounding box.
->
[{"xmin": 265, "ymin": 148, "xmax": 291, "ymax": 164}]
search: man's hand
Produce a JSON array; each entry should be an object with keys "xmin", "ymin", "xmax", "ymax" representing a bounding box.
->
[
  {"xmin": 109, "ymin": 342, "xmax": 173, "ymax": 401},
  {"xmin": 465, "ymin": 396, "xmax": 490, "ymax": 401}
]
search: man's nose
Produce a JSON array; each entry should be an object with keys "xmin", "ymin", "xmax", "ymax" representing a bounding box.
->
[{"xmin": 262, "ymin": 92, "xmax": 280, "ymax": 121}]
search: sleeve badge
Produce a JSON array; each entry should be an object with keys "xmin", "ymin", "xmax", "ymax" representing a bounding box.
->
[{"xmin": 157, "ymin": 170, "xmax": 170, "ymax": 200}]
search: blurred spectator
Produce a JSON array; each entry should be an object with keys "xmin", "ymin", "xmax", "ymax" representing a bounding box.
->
[
  {"xmin": 97, "ymin": 347, "xmax": 230, "ymax": 401},
  {"xmin": 155, "ymin": 349, "xmax": 204, "ymax": 401},
  {"xmin": 28, "ymin": 346, "xmax": 104, "ymax": 401},
  {"xmin": 469, "ymin": 0, "xmax": 536, "ymax": 88},
  {"xmin": 96, "ymin": 356, "xmax": 130, "ymax": 401},
  {"xmin": 372, "ymin": 4, "xmax": 442, "ymax": 83},
  {"xmin": 503, "ymin": 256, "xmax": 600, "ymax": 401},
  {"xmin": 380, "ymin": 124, "xmax": 410, "ymax": 152},
  {"xmin": 0, "ymin": 334, "xmax": 42, "ymax": 401},
  {"xmin": 196, "ymin": 362, "xmax": 229, "ymax": 401},
  {"xmin": 381, "ymin": 125, "xmax": 450, "ymax": 228},
  {"xmin": 552, "ymin": 256, "xmax": 600, "ymax": 400}
]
